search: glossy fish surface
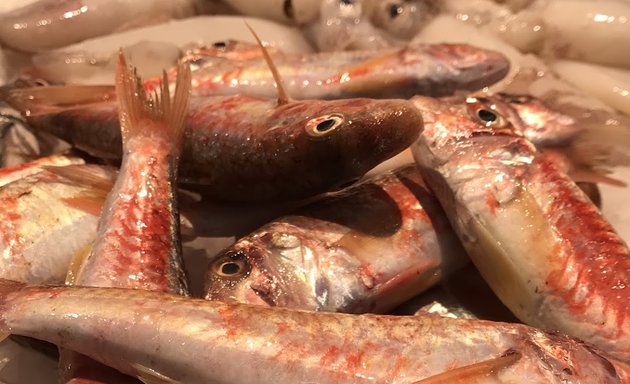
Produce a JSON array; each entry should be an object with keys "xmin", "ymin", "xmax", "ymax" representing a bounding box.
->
[
  {"xmin": 14, "ymin": 94, "xmax": 422, "ymax": 201},
  {"xmin": 0, "ymin": 282, "xmax": 626, "ymax": 384},
  {"xmin": 410, "ymin": 95, "xmax": 630, "ymax": 361},
  {"xmin": 205, "ymin": 164, "xmax": 468, "ymax": 313}
]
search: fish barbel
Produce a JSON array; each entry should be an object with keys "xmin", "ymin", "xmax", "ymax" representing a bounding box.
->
[
  {"xmin": 410, "ymin": 95, "xmax": 630, "ymax": 361},
  {"xmin": 205, "ymin": 164, "xmax": 468, "ymax": 313},
  {"xmin": 0, "ymin": 281, "xmax": 627, "ymax": 383},
  {"xmin": 6, "ymin": 91, "xmax": 421, "ymax": 202},
  {"xmin": 149, "ymin": 42, "xmax": 510, "ymax": 99},
  {"xmin": 61, "ymin": 51, "xmax": 192, "ymax": 384},
  {"xmin": 0, "ymin": 164, "xmax": 115, "ymax": 284}
]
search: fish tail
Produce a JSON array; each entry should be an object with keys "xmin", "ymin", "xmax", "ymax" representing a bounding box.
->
[
  {"xmin": 115, "ymin": 49, "xmax": 191, "ymax": 156},
  {"xmin": 2, "ymin": 85, "xmax": 116, "ymax": 117}
]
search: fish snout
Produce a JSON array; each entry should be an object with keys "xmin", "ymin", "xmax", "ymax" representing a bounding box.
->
[{"xmin": 432, "ymin": 44, "xmax": 510, "ymax": 90}]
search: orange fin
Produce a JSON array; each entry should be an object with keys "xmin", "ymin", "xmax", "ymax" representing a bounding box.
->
[
  {"xmin": 61, "ymin": 193, "xmax": 108, "ymax": 216},
  {"xmin": 65, "ymin": 242, "xmax": 93, "ymax": 285},
  {"xmin": 43, "ymin": 164, "xmax": 117, "ymax": 192},
  {"xmin": 411, "ymin": 349, "xmax": 522, "ymax": 383},
  {"xmin": 115, "ymin": 49, "xmax": 192, "ymax": 155},
  {"xmin": 4, "ymin": 85, "xmax": 116, "ymax": 116},
  {"xmin": 244, "ymin": 21, "xmax": 289, "ymax": 106},
  {"xmin": 44, "ymin": 164, "xmax": 116, "ymax": 215}
]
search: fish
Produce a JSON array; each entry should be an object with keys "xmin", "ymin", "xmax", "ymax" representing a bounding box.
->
[
  {"xmin": 68, "ymin": 52, "xmax": 191, "ymax": 293},
  {"xmin": 60, "ymin": 51, "xmax": 192, "ymax": 384},
  {"xmin": 0, "ymin": 164, "xmax": 116, "ymax": 284},
  {"xmin": 5, "ymin": 89, "xmax": 422, "ymax": 202},
  {"xmin": 0, "ymin": 280, "xmax": 627, "ymax": 383},
  {"xmin": 204, "ymin": 164, "xmax": 468, "ymax": 313},
  {"xmin": 150, "ymin": 42, "xmax": 510, "ymax": 99},
  {"xmin": 410, "ymin": 94, "xmax": 630, "ymax": 361}
]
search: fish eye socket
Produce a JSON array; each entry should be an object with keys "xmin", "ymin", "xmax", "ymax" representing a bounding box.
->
[
  {"xmin": 466, "ymin": 97, "xmax": 509, "ymax": 129},
  {"xmin": 212, "ymin": 251, "xmax": 250, "ymax": 278},
  {"xmin": 212, "ymin": 41, "xmax": 227, "ymax": 49},
  {"xmin": 306, "ymin": 113, "xmax": 345, "ymax": 138},
  {"xmin": 389, "ymin": 3, "xmax": 403, "ymax": 18}
]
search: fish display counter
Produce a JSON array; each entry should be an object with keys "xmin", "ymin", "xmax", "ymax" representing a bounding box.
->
[{"xmin": 0, "ymin": 0, "xmax": 629, "ymax": 382}]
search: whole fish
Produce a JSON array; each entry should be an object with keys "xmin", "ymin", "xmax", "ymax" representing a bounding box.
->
[
  {"xmin": 0, "ymin": 164, "xmax": 115, "ymax": 284},
  {"xmin": 0, "ymin": 281, "xmax": 627, "ymax": 383},
  {"xmin": 410, "ymin": 95, "xmax": 630, "ymax": 361},
  {"xmin": 61, "ymin": 52, "xmax": 191, "ymax": 384},
  {"xmin": 151, "ymin": 42, "xmax": 510, "ymax": 99},
  {"xmin": 205, "ymin": 164, "xmax": 468, "ymax": 313},
  {"xmin": 6, "ymin": 89, "xmax": 421, "ymax": 202}
]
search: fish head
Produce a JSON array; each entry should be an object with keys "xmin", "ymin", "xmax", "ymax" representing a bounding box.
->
[
  {"xmin": 494, "ymin": 93, "xmax": 579, "ymax": 147},
  {"xmin": 267, "ymin": 98, "xmax": 423, "ymax": 192},
  {"xmin": 204, "ymin": 221, "xmax": 333, "ymax": 310},
  {"xmin": 426, "ymin": 44, "xmax": 510, "ymax": 92},
  {"xmin": 411, "ymin": 95, "xmax": 529, "ymax": 165}
]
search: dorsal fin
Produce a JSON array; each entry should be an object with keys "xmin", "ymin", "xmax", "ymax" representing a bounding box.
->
[
  {"xmin": 411, "ymin": 349, "xmax": 522, "ymax": 383},
  {"xmin": 115, "ymin": 49, "xmax": 192, "ymax": 154},
  {"xmin": 244, "ymin": 21, "xmax": 289, "ymax": 106}
]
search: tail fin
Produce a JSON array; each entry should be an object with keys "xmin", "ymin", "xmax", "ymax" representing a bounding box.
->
[
  {"xmin": 3, "ymin": 85, "xmax": 116, "ymax": 117},
  {"xmin": 115, "ymin": 50, "xmax": 192, "ymax": 156}
]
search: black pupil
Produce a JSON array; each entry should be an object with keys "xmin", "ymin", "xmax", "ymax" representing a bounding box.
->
[
  {"xmin": 316, "ymin": 119, "xmax": 336, "ymax": 132},
  {"xmin": 213, "ymin": 41, "xmax": 227, "ymax": 48},
  {"xmin": 221, "ymin": 262, "xmax": 241, "ymax": 275},
  {"xmin": 389, "ymin": 4, "xmax": 403, "ymax": 18},
  {"xmin": 477, "ymin": 109, "xmax": 497, "ymax": 123},
  {"xmin": 340, "ymin": 0, "xmax": 353, "ymax": 4}
]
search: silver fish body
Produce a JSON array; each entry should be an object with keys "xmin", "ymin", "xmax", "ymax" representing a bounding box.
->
[
  {"xmin": 0, "ymin": 282, "xmax": 627, "ymax": 384},
  {"xmin": 205, "ymin": 165, "xmax": 468, "ymax": 313},
  {"xmin": 410, "ymin": 95, "xmax": 630, "ymax": 362}
]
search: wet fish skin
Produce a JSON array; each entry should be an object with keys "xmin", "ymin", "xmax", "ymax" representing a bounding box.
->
[
  {"xmin": 61, "ymin": 51, "xmax": 191, "ymax": 384},
  {"xmin": 155, "ymin": 43, "xmax": 510, "ymax": 100},
  {"xmin": 0, "ymin": 281, "xmax": 626, "ymax": 384},
  {"xmin": 0, "ymin": 165, "xmax": 116, "ymax": 284},
  {"xmin": 21, "ymin": 95, "xmax": 422, "ymax": 202},
  {"xmin": 205, "ymin": 164, "xmax": 468, "ymax": 313},
  {"xmin": 410, "ymin": 95, "xmax": 630, "ymax": 362}
]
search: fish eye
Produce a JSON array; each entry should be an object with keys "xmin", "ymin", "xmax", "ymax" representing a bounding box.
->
[
  {"xmin": 212, "ymin": 251, "xmax": 250, "ymax": 278},
  {"xmin": 340, "ymin": 0, "xmax": 354, "ymax": 4},
  {"xmin": 305, "ymin": 113, "xmax": 345, "ymax": 138},
  {"xmin": 466, "ymin": 97, "xmax": 509, "ymax": 129},
  {"xmin": 389, "ymin": 3, "xmax": 403, "ymax": 18},
  {"xmin": 212, "ymin": 41, "xmax": 227, "ymax": 49}
]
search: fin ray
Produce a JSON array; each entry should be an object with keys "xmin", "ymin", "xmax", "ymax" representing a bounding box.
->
[
  {"xmin": 411, "ymin": 349, "xmax": 522, "ymax": 383},
  {"xmin": 244, "ymin": 21, "xmax": 289, "ymax": 105}
]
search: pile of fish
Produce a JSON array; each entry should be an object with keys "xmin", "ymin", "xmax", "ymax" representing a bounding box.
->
[{"xmin": 0, "ymin": 0, "xmax": 629, "ymax": 383}]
